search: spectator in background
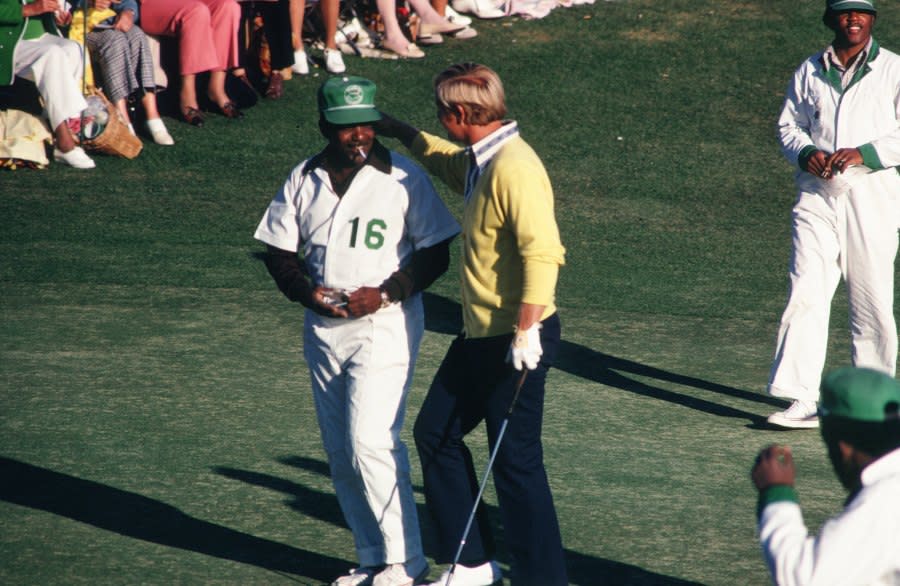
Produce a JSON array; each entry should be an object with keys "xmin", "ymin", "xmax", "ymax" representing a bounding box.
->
[
  {"xmin": 73, "ymin": 0, "xmax": 174, "ymax": 144},
  {"xmin": 376, "ymin": 0, "xmax": 469, "ymax": 58},
  {"xmin": 139, "ymin": 0, "xmax": 243, "ymax": 126},
  {"xmin": 752, "ymin": 367, "xmax": 900, "ymax": 585},
  {"xmin": 766, "ymin": 0, "xmax": 900, "ymax": 429},
  {"xmin": 290, "ymin": 0, "xmax": 344, "ymax": 75},
  {"xmin": 0, "ymin": 0, "xmax": 95, "ymax": 168}
]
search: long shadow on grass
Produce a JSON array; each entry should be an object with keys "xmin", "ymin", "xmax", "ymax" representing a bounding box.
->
[
  {"xmin": 217, "ymin": 455, "xmax": 703, "ymax": 586},
  {"xmin": 0, "ymin": 456, "xmax": 349, "ymax": 583},
  {"xmin": 422, "ymin": 292, "xmax": 780, "ymax": 423}
]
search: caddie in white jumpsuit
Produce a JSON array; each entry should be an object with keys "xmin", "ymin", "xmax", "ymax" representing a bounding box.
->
[
  {"xmin": 767, "ymin": 0, "xmax": 900, "ymax": 429},
  {"xmin": 254, "ymin": 76, "xmax": 460, "ymax": 586}
]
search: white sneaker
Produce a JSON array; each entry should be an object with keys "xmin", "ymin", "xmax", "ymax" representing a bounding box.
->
[
  {"xmin": 373, "ymin": 557, "xmax": 429, "ymax": 586},
  {"xmin": 332, "ymin": 566, "xmax": 378, "ymax": 586},
  {"xmin": 292, "ymin": 49, "xmax": 310, "ymax": 75},
  {"xmin": 425, "ymin": 561, "xmax": 501, "ymax": 586},
  {"xmin": 324, "ymin": 48, "xmax": 347, "ymax": 74},
  {"xmin": 445, "ymin": 6, "xmax": 472, "ymax": 26},
  {"xmin": 53, "ymin": 146, "xmax": 95, "ymax": 169},
  {"xmin": 767, "ymin": 400, "xmax": 819, "ymax": 429},
  {"xmin": 146, "ymin": 118, "xmax": 174, "ymax": 146}
]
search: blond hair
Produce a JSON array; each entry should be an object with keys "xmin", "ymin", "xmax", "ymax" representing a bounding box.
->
[{"xmin": 433, "ymin": 63, "xmax": 507, "ymax": 126}]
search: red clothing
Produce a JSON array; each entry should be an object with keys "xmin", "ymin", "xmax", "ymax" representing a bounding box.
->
[{"xmin": 139, "ymin": 0, "xmax": 239, "ymax": 75}]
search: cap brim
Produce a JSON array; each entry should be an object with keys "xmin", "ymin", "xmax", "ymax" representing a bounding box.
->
[
  {"xmin": 828, "ymin": 1, "xmax": 876, "ymax": 13},
  {"xmin": 322, "ymin": 108, "xmax": 382, "ymax": 126}
]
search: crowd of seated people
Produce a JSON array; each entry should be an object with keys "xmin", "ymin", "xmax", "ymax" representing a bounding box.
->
[{"xmin": 0, "ymin": 0, "xmax": 506, "ymax": 169}]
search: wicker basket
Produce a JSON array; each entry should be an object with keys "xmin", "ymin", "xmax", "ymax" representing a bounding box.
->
[{"xmin": 81, "ymin": 88, "xmax": 143, "ymax": 160}]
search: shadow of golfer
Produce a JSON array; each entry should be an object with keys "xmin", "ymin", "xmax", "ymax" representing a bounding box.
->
[
  {"xmin": 421, "ymin": 292, "xmax": 779, "ymax": 423},
  {"xmin": 0, "ymin": 456, "xmax": 349, "ymax": 583},
  {"xmin": 226, "ymin": 455, "xmax": 703, "ymax": 586}
]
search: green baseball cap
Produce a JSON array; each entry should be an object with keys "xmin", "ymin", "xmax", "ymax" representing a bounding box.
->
[
  {"xmin": 826, "ymin": 0, "xmax": 876, "ymax": 14},
  {"xmin": 819, "ymin": 367, "xmax": 900, "ymax": 422},
  {"xmin": 317, "ymin": 76, "xmax": 382, "ymax": 126}
]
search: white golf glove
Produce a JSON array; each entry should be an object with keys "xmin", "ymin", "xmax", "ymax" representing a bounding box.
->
[{"xmin": 507, "ymin": 323, "xmax": 542, "ymax": 371}]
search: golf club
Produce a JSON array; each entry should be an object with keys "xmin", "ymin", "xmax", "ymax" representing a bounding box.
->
[{"xmin": 445, "ymin": 367, "xmax": 529, "ymax": 586}]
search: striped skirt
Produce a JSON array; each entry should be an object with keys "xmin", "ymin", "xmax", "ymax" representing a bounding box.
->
[{"xmin": 86, "ymin": 26, "xmax": 156, "ymax": 103}]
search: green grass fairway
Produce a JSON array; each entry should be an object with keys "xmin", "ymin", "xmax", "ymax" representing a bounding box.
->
[{"xmin": 2, "ymin": 1, "xmax": 899, "ymax": 584}]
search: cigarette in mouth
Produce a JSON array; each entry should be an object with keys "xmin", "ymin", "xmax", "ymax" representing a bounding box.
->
[{"xmin": 356, "ymin": 147, "xmax": 367, "ymax": 159}]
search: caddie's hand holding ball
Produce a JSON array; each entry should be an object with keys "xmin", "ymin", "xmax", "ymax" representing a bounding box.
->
[
  {"xmin": 309, "ymin": 286, "xmax": 349, "ymax": 318},
  {"xmin": 824, "ymin": 147, "xmax": 863, "ymax": 176},
  {"xmin": 752, "ymin": 444, "xmax": 796, "ymax": 491},
  {"xmin": 805, "ymin": 150, "xmax": 833, "ymax": 179},
  {"xmin": 345, "ymin": 286, "xmax": 385, "ymax": 317},
  {"xmin": 507, "ymin": 323, "xmax": 542, "ymax": 371}
]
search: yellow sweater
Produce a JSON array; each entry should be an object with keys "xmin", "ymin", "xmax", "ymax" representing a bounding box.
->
[{"xmin": 411, "ymin": 129, "xmax": 565, "ymax": 338}]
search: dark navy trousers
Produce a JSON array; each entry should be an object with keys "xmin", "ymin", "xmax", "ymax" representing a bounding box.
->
[{"xmin": 413, "ymin": 313, "xmax": 567, "ymax": 586}]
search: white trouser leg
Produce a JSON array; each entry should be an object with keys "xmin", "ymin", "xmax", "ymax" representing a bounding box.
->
[
  {"xmin": 768, "ymin": 192, "xmax": 842, "ymax": 402},
  {"xmin": 844, "ymin": 174, "xmax": 899, "ymax": 376},
  {"xmin": 14, "ymin": 34, "xmax": 88, "ymax": 129},
  {"xmin": 305, "ymin": 301, "xmax": 424, "ymax": 567}
]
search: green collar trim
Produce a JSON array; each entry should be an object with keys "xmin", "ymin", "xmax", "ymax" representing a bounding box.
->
[{"xmin": 822, "ymin": 38, "xmax": 880, "ymax": 94}]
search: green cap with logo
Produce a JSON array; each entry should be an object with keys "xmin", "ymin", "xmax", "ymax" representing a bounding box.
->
[
  {"xmin": 826, "ymin": 0, "xmax": 876, "ymax": 14},
  {"xmin": 318, "ymin": 76, "xmax": 382, "ymax": 126},
  {"xmin": 819, "ymin": 367, "xmax": 900, "ymax": 422}
]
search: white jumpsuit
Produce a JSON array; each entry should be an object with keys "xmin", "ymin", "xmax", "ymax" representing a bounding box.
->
[
  {"xmin": 769, "ymin": 40, "xmax": 900, "ymax": 402},
  {"xmin": 254, "ymin": 150, "xmax": 460, "ymax": 566}
]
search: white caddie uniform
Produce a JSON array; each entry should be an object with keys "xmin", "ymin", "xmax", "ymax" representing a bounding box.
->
[
  {"xmin": 254, "ymin": 147, "xmax": 460, "ymax": 566},
  {"xmin": 757, "ymin": 447, "xmax": 900, "ymax": 586},
  {"xmin": 768, "ymin": 39, "xmax": 900, "ymax": 402}
]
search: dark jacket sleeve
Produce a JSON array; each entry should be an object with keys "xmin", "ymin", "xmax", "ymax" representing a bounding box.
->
[
  {"xmin": 263, "ymin": 245, "xmax": 314, "ymax": 307},
  {"xmin": 380, "ymin": 236, "xmax": 454, "ymax": 301}
]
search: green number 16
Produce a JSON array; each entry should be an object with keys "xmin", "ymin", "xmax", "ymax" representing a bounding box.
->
[{"xmin": 348, "ymin": 217, "xmax": 386, "ymax": 250}]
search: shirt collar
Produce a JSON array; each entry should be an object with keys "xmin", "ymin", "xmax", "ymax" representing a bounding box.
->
[
  {"xmin": 823, "ymin": 37, "xmax": 873, "ymax": 72},
  {"xmin": 861, "ymin": 446, "xmax": 900, "ymax": 487},
  {"xmin": 306, "ymin": 139, "xmax": 393, "ymax": 176},
  {"xmin": 468, "ymin": 120, "xmax": 519, "ymax": 168}
]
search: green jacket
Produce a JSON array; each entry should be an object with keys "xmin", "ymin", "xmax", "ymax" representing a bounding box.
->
[{"xmin": 0, "ymin": 0, "xmax": 60, "ymax": 86}]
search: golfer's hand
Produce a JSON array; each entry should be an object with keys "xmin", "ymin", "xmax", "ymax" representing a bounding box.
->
[
  {"xmin": 374, "ymin": 112, "xmax": 418, "ymax": 147},
  {"xmin": 507, "ymin": 323, "xmax": 542, "ymax": 371},
  {"xmin": 752, "ymin": 444, "xmax": 796, "ymax": 491}
]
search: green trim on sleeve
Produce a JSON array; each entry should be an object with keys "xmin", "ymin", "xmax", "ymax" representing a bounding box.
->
[
  {"xmin": 756, "ymin": 485, "xmax": 799, "ymax": 519},
  {"xmin": 797, "ymin": 145, "xmax": 818, "ymax": 171},
  {"xmin": 858, "ymin": 143, "xmax": 884, "ymax": 170}
]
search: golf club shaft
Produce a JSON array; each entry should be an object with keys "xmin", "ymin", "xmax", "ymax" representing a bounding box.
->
[{"xmin": 446, "ymin": 368, "xmax": 529, "ymax": 586}]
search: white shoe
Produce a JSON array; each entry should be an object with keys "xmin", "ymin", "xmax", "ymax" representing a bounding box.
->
[
  {"xmin": 53, "ymin": 146, "xmax": 95, "ymax": 169},
  {"xmin": 292, "ymin": 49, "xmax": 310, "ymax": 75},
  {"xmin": 767, "ymin": 400, "xmax": 819, "ymax": 429},
  {"xmin": 324, "ymin": 48, "xmax": 347, "ymax": 74},
  {"xmin": 332, "ymin": 566, "xmax": 378, "ymax": 586},
  {"xmin": 426, "ymin": 561, "xmax": 501, "ymax": 586},
  {"xmin": 445, "ymin": 6, "xmax": 472, "ymax": 26},
  {"xmin": 451, "ymin": 0, "xmax": 506, "ymax": 19},
  {"xmin": 451, "ymin": 26, "xmax": 478, "ymax": 40},
  {"xmin": 146, "ymin": 118, "xmax": 174, "ymax": 146},
  {"xmin": 373, "ymin": 557, "xmax": 429, "ymax": 586}
]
